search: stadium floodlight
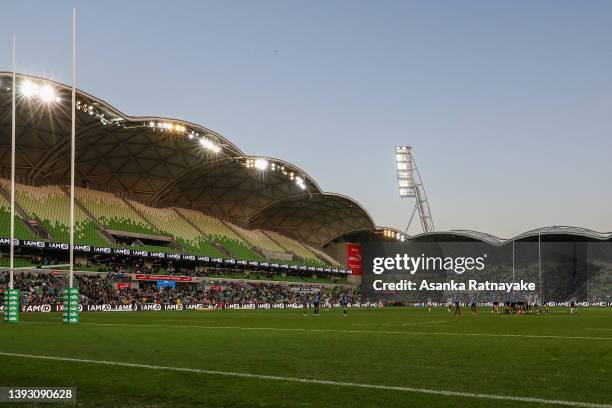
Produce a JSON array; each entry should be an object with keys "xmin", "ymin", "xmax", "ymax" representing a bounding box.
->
[
  {"xmin": 199, "ymin": 137, "xmax": 221, "ymax": 153},
  {"xmin": 149, "ymin": 121, "xmax": 189, "ymax": 133},
  {"xmin": 381, "ymin": 228, "xmax": 406, "ymax": 241},
  {"xmin": 39, "ymin": 84, "xmax": 57, "ymax": 102},
  {"xmin": 254, "ymin": 158, "xmax": 269, "ymax": 171},
  {"xmin": 395, "ymin": 146, "xmax": 434, "ymax": 233},
  {"xmin": 295, "ymin": 176, "xmax": 306, "ymax": 190},
  {"xmin": 21, "ymin": 80, "xmax": 38, "ymax": 97},
  {"xmin": 244, "ymin": 158, "xmax": 306, "ymax": 188},
  {"xmin": 20, "ymin": 80, "xmax": 60, "ymax": 103}
]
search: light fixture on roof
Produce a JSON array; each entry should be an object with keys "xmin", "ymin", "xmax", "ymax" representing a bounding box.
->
[
  {"xmin": 381, "ymin": 228, "xmax": 405, "ymax": 241},
  {"xmin": 20, "ymin": 79, "xmax": 60, "ymax": 103},
  {"xmin": 383, "ymin": 229, "xmax": 396, "ymax": 239},
  {"xmin": 254, "ymin": 158, "xmax": 269, "ymax": 171},
  {"xmin": 146, "ymin": 121, "xmax": 189, "ymax": 133},
  {"xmin": 199, "ymin": 137, "xmax": 221, "ymax": 153},
  {"xmin": 295, "ymin": 176, "xmax": 306, "ymax": 190},
  {"xmin": 21, "ymin": 80, "xmax": 38, "ymax": 97},
  {"xmin": 39, "ymin": 84, "xmax": 57, "ymax": 102}
]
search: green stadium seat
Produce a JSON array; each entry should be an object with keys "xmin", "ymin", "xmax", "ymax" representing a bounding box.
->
[
  {"xmin": 263, "ymin": 230, "xmax": 340, "ymax": 267},
  {"xmin": 0, "ymin": 190, "xmax": 38, "ymax": 241},
  {"xmin": 0, "ymin": 179, "xmax": 107, "ymax": 246},
  {"xmin": 175, "ymin": 208, "xmax": 262, "ymax": 260},
  {"xmin": 76, "ymin": 188, "xmax": 158, "ymax": 236},
  {"xmin": 127, "ymin": 201, "xmax": 223, "ymax": 257}
]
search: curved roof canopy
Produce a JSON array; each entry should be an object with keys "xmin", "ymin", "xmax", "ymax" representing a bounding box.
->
[
  {"xmin": 0, "ymin": 72, "xmax": 376, "ymax": 247},
  {"xmin": 247, "ymin": 193, "xmax": 376, "ymax": 247},
  {"xmin": 407, "ymin": 226, "xmax": 612, "ymax": 245}
]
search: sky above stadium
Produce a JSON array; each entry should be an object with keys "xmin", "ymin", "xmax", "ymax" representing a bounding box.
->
[{"xmin": 2, "ymin": 0, "xmax": 612, "ymax": 238}]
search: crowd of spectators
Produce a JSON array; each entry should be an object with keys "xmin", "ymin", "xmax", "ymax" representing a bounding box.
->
[
  {"xmin": 0, "ymin": 271, "xmax": 64, "ymax": 305},
  {"xmin": 0, "ymin": 271, "xmax": 359, "ymax": 307}
]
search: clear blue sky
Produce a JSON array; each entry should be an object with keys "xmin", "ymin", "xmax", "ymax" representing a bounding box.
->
[{"xmin": 2, "ymin": 0, "xmax": 611, "ymax": 238}]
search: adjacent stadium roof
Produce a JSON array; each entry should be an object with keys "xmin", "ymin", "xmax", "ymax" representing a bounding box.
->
[
  {"xmin": 0, "ymin": 72, "xmax": 376, "ymax": 247},
  {"xmin": 407, "ymin": 226, "xmax": 612, "ymax": 244}
]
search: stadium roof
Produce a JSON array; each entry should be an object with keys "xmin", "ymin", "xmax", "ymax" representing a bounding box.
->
[
  {"xmin": 246, "ymin": 193, "xmax": 376, "ymax": 246},
  {"xmin": 407, "ymin": 226, "xmax": 612, "ymax": 245},
  {"xmin": 0, "ymin": 72, "xmax": 376, "ymax": 248}
]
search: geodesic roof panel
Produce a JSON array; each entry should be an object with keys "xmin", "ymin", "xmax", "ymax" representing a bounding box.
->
[{"xmin": 246, "ymin": 193, "xmax": 376, "ymax": 247}]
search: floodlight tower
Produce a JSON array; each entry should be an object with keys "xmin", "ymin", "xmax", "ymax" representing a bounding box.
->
[{"xmin": 395, "ymin": 146, "xmax": 434, "ymax": 233}]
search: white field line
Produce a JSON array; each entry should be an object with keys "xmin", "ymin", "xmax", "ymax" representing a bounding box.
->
[
  {"xmin": 586, "ymin": 328, "xmax": 612, "ymax": 331},
  {"xmin": 401, "ymin": 320, "xmax": 448, "ymax": 326},
  {"xmin": 351, "ymin": 320, "xmax": 448, "ymax": 327},
  {"xmin": 0, "ymin": 351, "xmax": 609, "ymax": 408},
  {"xmin": 19, "ymin": 321, "xmax": 612, "ymax": 341}
]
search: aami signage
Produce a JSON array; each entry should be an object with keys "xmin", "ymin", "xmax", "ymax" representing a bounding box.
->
[{"xmin": 347, "ymin": 243, "xmax": 362, "ymax": 276}]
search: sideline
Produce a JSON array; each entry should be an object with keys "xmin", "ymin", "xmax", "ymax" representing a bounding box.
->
[{"xmin": 19, "ymin": 321, "xmax": 612, "ymax": 341}]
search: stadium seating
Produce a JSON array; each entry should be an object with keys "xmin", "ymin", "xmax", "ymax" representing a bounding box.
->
[
  {"xmin": 0, "ymin": 190, "xmax": 38, "ymax": 241},
  {"xmin": 76, "ymin": 188, "xmax": 158, "ymax": 235},
  {"xmin": 127, "ymin": 201, "xmax": 223, "ymax": 257},
  {"xmin": 0, "ymin": 179, "xmax": 108, "ymax": 246},
  {"xmin": 308, "ymin": 246, "xmax": 342, "ymax": 267},
  {"xmin": 0, "ymin": 178, "xmax": 343, "ymax": 269},
  {"xmin": 262, "ymin": 231, "xmax": 324, "ymax": 265},
  {"xmin": 175, "ymin": 208, "xmax": 262, "ymax": 260},
  {"xmin": 0, "ymin": 256, "xmax": 36, "ymax": 268},
  {"xmin": 231, "ymin": 226, "xmax": 286, "ymax": 253}
]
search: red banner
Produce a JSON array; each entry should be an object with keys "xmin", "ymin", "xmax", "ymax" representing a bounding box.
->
[
  {"xmin": 116, "ymin": 283, "xmax": 132, "ymax": 289},
  {"xmin": 347, "ymin": 244, "xmax": 362, "ymax": 276},
  {"xmin": 134, "ymin": 274, "xmax": 193, "ymax": 282}
]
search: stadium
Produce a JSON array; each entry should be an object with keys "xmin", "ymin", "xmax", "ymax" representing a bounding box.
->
[
  {"xmin": 0, "ymin": 72, "xmax": 374, "ymax": 276},
  {"xmin": 1, "ymin": 72, "xmax": 612, "ymax": 408}
]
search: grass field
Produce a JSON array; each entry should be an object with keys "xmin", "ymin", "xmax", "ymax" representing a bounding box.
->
[{"xmin": 1, "ymin": 307, "xmax": 611, "ymax": 408}]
